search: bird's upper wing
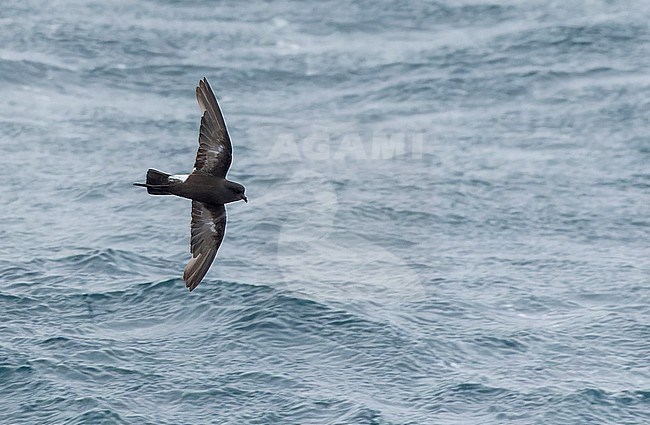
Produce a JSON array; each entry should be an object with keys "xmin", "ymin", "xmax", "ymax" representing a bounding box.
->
[
  {"xmin": 183, "ymin": 201, "xmax": 227, "ymax": 291},
  {"xmin": 193, "ymin": 78, "xmax": 233, "ymax": 178}
]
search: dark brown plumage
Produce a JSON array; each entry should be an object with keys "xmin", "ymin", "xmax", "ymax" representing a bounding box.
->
[{"xmin": 134, "ymin": 78, "xmax": 247, "ymax": 291}]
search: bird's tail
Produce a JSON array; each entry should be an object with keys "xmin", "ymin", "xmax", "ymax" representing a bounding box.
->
[{"xmin": 133, "ymin": 169, "xmax": 172, "ymax": 195}]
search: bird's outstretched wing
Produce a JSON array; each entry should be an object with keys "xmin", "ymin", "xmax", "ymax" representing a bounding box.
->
[
  {"xmin": 183, "ymin": 201, "xmax": 227, "ymax": 291},
  {"xmin": 193, "ymin": 78, "xmax": 233, "ymax": 178}
]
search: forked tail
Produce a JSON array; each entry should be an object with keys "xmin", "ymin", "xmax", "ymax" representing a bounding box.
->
[{"xmin": 133, "ymin": 169, "xmax": 172, "ymax": 195}]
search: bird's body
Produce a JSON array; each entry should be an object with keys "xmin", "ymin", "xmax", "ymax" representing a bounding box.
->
[
  {"xmin": 134, "ymin": 78, "xmax": 247, "ymax": 291},
  {"xmin": 163, "ymin": 172, "xmax": 244, "ymax": 205}
]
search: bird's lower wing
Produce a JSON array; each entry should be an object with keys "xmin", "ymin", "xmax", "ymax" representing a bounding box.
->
[{"xmin": 183, "ymin": 201, "xmax": 227, "ymax": 291}]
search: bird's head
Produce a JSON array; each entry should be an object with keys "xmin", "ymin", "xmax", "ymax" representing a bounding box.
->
[{"xmin": 226, "ymin": 181, "xmax": 247, "ymax": 203}]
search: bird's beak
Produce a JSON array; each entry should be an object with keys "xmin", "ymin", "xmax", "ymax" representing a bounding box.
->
[{"xmin": 242, "ymin": 196, "xmax": 248, "ymax": 203}]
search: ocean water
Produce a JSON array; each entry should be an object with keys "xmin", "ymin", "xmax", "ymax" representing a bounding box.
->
[{"xmin": 1, "ymin": 0, "xmax": 649, "ymax": 423}]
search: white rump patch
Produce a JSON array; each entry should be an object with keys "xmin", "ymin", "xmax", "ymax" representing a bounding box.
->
[{"xmin": 170, "ymin": 174, "xmax": 189, "ymax": 183}]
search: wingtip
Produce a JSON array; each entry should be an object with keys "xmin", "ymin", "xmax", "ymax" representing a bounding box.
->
[
  {"xmin": 200, "ymin": 77, "xmax": 212, "ymax": 93},
  {"xmin": 196, "ymin": 79, "xmax": 210, "ymax": 112},
  {"xmin": 183, "ymin": 263, "xmax": 201, "ymax": 292},
  {"xmin": 184, "ymin": 277, "xmax": 197, "ymax": 292}
]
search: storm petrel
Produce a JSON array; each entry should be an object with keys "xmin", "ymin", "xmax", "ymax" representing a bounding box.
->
[{"xmin": 134, "ymin": 78, "xmax": 247, "ymax": 291}]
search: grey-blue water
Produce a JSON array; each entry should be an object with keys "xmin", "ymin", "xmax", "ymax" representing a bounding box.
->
[{"xmin": 1, "ymin": 1, "xmax": 649, "ymax": 423}]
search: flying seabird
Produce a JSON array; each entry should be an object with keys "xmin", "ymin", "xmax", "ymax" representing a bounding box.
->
[{"xmin": 134, "ymin": 78, "xmax": 247, "ymax": 291}]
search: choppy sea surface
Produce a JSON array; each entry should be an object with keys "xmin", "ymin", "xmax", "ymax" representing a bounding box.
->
[{"xmin": 1, "ymin": 1, "xmax": 649, "ymax": 423}]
